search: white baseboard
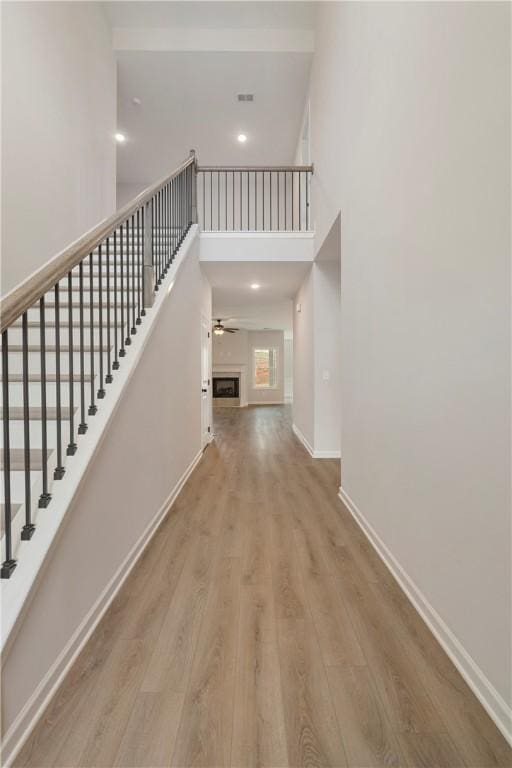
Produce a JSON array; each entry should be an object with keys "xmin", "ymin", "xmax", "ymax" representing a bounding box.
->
[
  {"xmin": 338, "ymin": 486, "xmax": 512, "ymax": 747},
  {"xmin": 2, "ymin": 449, "xmax": 203, "ymax": 767},
  {"xmin": 292, "ymin": 423, "xmax": 341, "ymax": 460}
]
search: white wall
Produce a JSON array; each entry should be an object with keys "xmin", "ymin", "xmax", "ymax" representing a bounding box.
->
[
  {"xmin": 314, "ymin": 259, "xmax": 341, "ymax": 453},
  {"xmin": 292, "ymin": 233, "xmax": 341, "ymax": 458},
  {"xmin": 292, "ymin": 266, "xmax": 314, "ymax": 446},
  {"xmin": 309, "ymin": 1, "xmax": 511, "ymax": 729},
  {"xmin": 213, "ymin": 328, "xmax": 285, "ymax": 404},
  {"xmin": 2, "ymin": 236, "xmax": 209, "ymax": 738},
  {"xmin": 116, "ymin": 181, "xmax": 147, "ymax": 209},
  {"xmin": 1, "ymin": 1, "xmax": 117, "ymax": 295},
  {"xmin": 284, "ymin": 336, "xmax": 293, "ymax": 401}
]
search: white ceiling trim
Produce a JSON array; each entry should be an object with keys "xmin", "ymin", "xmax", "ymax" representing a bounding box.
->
[{"xmin": 112, "ymin": 26, "xmax": 314, "ymax": 53}]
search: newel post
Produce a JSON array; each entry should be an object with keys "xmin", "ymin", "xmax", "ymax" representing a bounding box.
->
[
  {"xmin": 190, "ymin": 148, "xmax": 198, "ymax": 225},
  {"xmin": 144, "ymin": 200, "xmax": 154, "ymax": 308}
]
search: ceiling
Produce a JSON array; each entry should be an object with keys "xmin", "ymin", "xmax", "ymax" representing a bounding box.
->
[
  {"xmin": 110, "ymin": 1, "xmax": 314, "ymax": 187},
  {"xmin": 105, "ymin": 2, "xmax": 316, "ymax": 30},
  {"xmin": 201, "ymin": 260, "xmax": 311, "ymax": 332},
  {"xmin": 116, "ymin": 50, "xmax": 312, "ymax": 184}
]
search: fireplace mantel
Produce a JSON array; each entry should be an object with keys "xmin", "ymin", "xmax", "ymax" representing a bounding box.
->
[{"xmin": 212, "ymin": 364, "xmax": 247, "ymax": 407}]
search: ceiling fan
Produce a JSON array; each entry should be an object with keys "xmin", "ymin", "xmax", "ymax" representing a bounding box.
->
[{"xmin": 213, "ymin": 319, "xmax": 239, "ymax": 336}]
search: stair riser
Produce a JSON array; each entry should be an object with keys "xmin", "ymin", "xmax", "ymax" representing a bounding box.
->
[
  {"xmin": 0, "ymin": 419, "xmax": 69, "ymax": 451},
  {"xmin": 0, "ymin": 470, "xmax": 42, "ymax": 506},
  {"xmin": 3, "ymin": 350, "xmax": 108, "ymax": 375},
  {"xmin": 5, "ymin": 381, "xmax": 98, "ymax": 407},
  {"xmin": 29, "ymin": 290, "xmax": 144, "ymax": 306},
  {"xmin": 8, "ymin": 326, "xmax": 118, "ymax": 346},
  {"xmin": 25, "ymin": 306, "xmax": 137, "ymax": 322}
]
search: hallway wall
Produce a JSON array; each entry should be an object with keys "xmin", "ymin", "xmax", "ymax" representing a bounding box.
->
[
  {"xmin": 308, "ymin": 1, "xmax": 511, "ymax": 731},
  {"xmin": 1, "ymin": 1, "xmax": 117, "ymax": 295}
]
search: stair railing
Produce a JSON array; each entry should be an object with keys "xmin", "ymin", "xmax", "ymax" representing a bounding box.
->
[
  {"xmin": 0, "ymin": 151, "xmax": 197, "ymax": 578},
  {"xmin": 196, "ymin": 164, "xmax": 313, "ymax": 232}
]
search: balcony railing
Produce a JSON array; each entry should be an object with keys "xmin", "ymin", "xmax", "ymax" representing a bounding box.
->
[{"xmin": 197, "ymin": 165, "xmax": 313, "ymax": 233}]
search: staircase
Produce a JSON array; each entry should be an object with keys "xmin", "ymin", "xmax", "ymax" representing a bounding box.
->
[{"xmin": 0, "ymin": 154, "xmax": 196, "ymax": 581}]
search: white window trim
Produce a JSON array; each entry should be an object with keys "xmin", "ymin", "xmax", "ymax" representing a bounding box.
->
[{"xmin": 252, "ymin": 346, "xmax": 279, "ymax": 390}]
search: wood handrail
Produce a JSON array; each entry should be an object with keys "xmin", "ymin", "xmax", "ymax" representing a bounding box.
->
[
  {"xmin": 0, "ymin": 155, "xmax": 196, "ymax": 333},
  {"xmin": 197, "ymin": 164, "xmax": 313, "ymax": 173}
]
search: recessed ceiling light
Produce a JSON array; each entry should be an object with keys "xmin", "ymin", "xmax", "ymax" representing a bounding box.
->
[
  {"xmin": 250, "ymin": 283, "xmax": 260, "ymax": 290},
  {"xmin": 132, "ymin": 97, "xmax": 141, "ymax": 106},
  {"xmin": 237, "ymin": 133, "xmax": 248, "ymax": 143},
  {"xmin": 115, "ymin": 133, "xmax": 126, "ymax": 143}
]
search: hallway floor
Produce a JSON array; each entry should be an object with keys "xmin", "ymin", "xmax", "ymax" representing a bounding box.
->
[{"xmin": 15, "ymin": 406, "xmax": 511, "ymax": 767}]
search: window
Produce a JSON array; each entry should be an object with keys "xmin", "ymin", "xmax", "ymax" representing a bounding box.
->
[{"xmin": 253, "ymin": 347, "xmax": 278, "ymax": 389}]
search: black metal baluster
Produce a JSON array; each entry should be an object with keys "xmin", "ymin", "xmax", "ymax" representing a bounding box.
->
[
  {"xmin": 39, "ymin": 297, "xmax": 51, "ymax": 507},
  {"xmin": 278, "ymin": 172, "xmax": 280, "ymax": 231},
  {"xmin": 141, "ymin": 207, "xmax": 146, "ymax": 317},
  {"xmin": 125, "ymin": 219, "xmax": 132, "ymax": 345},
  {"xmin": 225, "ymin": 171, "xmax": 228, "ymax": 230},
  {"xmin": 119, "ymin": 224, "xmax": 126, "ymax": 357},
  {"xmin": 202, "ymin": 171, "xmax": 205, "ymax": 230},
  {"xmin": 285, "ymin": 172, "xmax": 288, "ymax": 230},
  {"xmin": 239, "ymin": 171, "xmax": 242, "ymax": 230},
  {"xmin": 270, "ymin": 171, "xmax": 273, "ymax": 231},
  {"xmin": 53, "ymin": 283, "xmax": 64, "ymax": 478},
  {"xmin": 209, "ymin": 172, "xmax": 212, "ymax": 233},
  {"xmin": 306, "ymin": 171, "xmax": 310, "ymax": 230},
  {"xmin": 174, "ymin": 175, "xmax": 177, "ymax": 254},
  {"xmin": 152, "ymin": 199, "xmax": 158, "ymax": 292},
  {"xmin": 263, "ymin": 172, "xmax": 266, "ymax": 231},
  {"xmin": 247, "ymin": 171, "xmax": 249, "ymax": 230},
  {"xmin": 67, "ymin": 272, "xmax": 77, "ymax": 453},
  {"xmin": 292, "ymin": 172, "xmax": 295, "ymax": 230},
  {"xmin": 131, "ymin": 215, "xmax": 136, "ymax": 335},
  {"xmin": 78, "ymin": 260, "xmax": 87, "ymax": 433},
  {"xmin": 232, "ymin": 172, "xmax": 234, "ymax": 231},
  {"xmin": 1, "ymin": 329, "xmax": 16, "ymax": 576},
  {"xmin": 158, "ymin": 190, "xmax": 162, "ymax": 283},
  {"xmin": 299, "ymin": 171, "xmax": 302, "ymax": 231},
  {"xmin": 164, "ymin": 184, "xmax": 168, "ymax": 271},
  {"xmin": 88, "ymin": 254, "xmax": 97, "ymax": 414},
  {"xmin": 20, "ymin": 313, "xmax": 35, "ymax": 539},
  {"xmin": 254, "ymin": 172, "xmax": 257, "ymax": 231},
  {"xmin": 97, "ymin": 244, "xmax": 105, "ymax": 398},
  {"xmin": 136, "ymin": 209, "xmax": 142, "ymax": 322},
  {"xmin": 113, "ymin": 230, "xmax": 120, "ymax": 368},
  {"xmin": 106, "ymin": 237, "xmax": 113, "ymax": 381}
]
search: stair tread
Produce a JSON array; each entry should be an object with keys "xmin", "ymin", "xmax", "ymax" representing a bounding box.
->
[
  {"xmin": 0, "ymin": 407, "xmax": 77, "ymax": 420},
  {"xmin": 0, "ymin": 448, "xmax": 54, "ymax": 471}
]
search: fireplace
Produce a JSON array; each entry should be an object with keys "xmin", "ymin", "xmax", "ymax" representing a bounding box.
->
[{"xmin": 213, "ymin": 376, "xmax": 240, "ymax": 398}]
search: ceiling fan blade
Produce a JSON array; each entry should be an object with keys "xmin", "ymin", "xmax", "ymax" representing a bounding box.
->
[{"xmin": 225, "ymin": 328, "xmax": 238, "ymax": 333}]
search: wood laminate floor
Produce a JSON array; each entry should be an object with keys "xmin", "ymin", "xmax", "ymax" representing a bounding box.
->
[{"xmin": 15, "ymin": 406, "xmax": 511, "ymax": 767}]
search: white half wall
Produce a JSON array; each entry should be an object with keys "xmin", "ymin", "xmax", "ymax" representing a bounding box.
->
[
  {"xmin": 309, "ymin": 0, "xmax": 511, "ymax": 734},
  {"xmin": 200, "ymin": 232, "xmax": 314, "ymax": 262},
  {"xmin": 1, "ymin": 1, "xmax": 117, "ymax": 295},
  {"xmin": 1, "ymin": 235, "xmax": 210, "ymax": 748}
]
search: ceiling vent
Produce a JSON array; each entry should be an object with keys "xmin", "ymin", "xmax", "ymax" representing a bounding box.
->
[{"xmin": 237, "ymin": 94, "xmax": 254, "ymax": 102}]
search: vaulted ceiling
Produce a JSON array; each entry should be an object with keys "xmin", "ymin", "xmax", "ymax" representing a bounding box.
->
[{"xmin": 104, "ymin": 1, "xmax": 315, "ymax": 187}]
